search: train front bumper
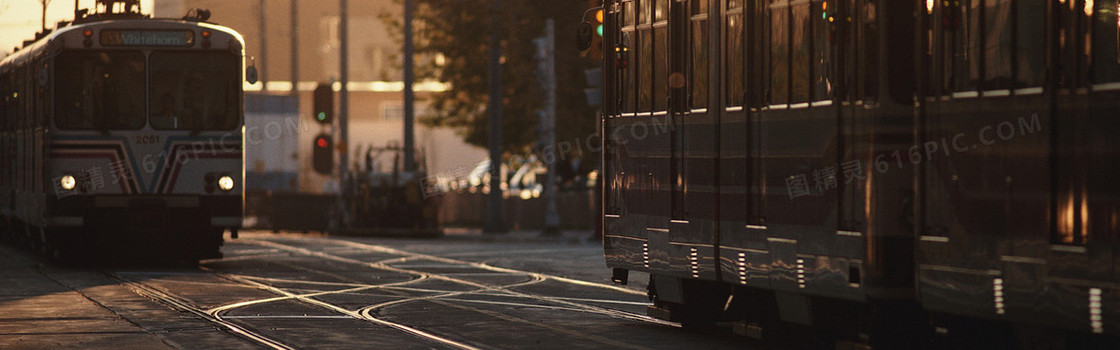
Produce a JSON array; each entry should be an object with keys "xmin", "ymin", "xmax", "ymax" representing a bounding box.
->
[{"xmin": 46, "ymin": 195, "xmax": 242, "ymax": 230}]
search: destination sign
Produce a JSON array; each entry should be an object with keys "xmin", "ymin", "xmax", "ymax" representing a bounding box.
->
[{"xmin": 100, "ymin": 30, "xmax": 195, "ymax": 47}]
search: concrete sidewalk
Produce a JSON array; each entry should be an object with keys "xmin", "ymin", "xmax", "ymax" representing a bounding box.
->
[{"xmin": 0, "ymin": 245, "xmax": 252, "ymax": 350}]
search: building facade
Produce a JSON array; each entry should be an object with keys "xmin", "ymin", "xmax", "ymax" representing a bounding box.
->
[{"xmin": 155, "ymin": 0, "xmax": 486, "ymax": 193}]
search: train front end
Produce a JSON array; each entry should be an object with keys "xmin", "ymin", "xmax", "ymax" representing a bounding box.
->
[{"xmin": 43, "ymin": 18, "xmax": 247, "ymax": 260}]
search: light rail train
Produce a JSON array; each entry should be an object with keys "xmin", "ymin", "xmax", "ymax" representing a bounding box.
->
[
  {"xmin": 0, "ymin": 0, "xmax": 250, "ymax": 263},
  {"xmin": 593, "ymin": 0, "xmax": 1120, "ymax": 346}
]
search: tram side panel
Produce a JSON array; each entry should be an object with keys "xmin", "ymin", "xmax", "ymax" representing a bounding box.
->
[
  {"xmin": 668, "ymin": 0, "xmax": 720, "ymax": 284},
  {"xmin": 716, "ymin": 0, "xmax": 917, "ymax": 310},
  {"xmin": 603, "ymin": 0, "xmax": 678, "ymax": 279},
  {"xmin": 603, "ymin": 0, "xmax": 918, "ymax": 324},
  {"xmin": 0, "ymin": 47, "xmax": 52, "ymax": 233},
  {"xmin": 915, "ymin": 0, "xmax": 1120, "ymax": 336}
]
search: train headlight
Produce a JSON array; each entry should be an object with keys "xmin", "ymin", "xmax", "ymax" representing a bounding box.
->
[
  {"xmin": 59, "ymin": 175, "xmax": 77, "ymax": 191},
  {"xmin": 217, "ymin": 175, "xmax": 235, "ymax": 192}
]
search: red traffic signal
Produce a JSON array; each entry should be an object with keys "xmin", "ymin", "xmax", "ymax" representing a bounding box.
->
[{"xmin": 312, "ymin": 133, "xmax": 334, "ymax": 175}]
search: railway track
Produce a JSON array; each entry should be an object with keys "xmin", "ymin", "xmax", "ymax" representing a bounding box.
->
[
  {"xmin": 109, "ymin": 272, "xmax": 296, "ymax": 350},
  {"xmin": 108, "ymin": 236, "xmax": 675, "ymax": 349}
]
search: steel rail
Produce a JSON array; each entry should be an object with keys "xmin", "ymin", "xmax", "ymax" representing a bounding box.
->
[
  {"xmin": 106, "ymin": 272, "xmax": 296, "ymax": 350},
  {"xmin": 242, "ymin": 238, "xmax": 674, "ymax": 327}
]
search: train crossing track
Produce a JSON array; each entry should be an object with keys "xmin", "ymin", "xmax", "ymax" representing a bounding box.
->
[{"xmin": 107, "ymin": 235, "xmax": 678, "ymax": 349}]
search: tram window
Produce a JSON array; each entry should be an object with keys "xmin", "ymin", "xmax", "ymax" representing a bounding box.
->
[
  {"xmin": 150, "ymin": 52, "xmax": 239, "ymax": 131},
  {"xmin": 654, "ymin": 27, "xmax": 668, "ymax": 111},
  {"xmin": 862, "ymin": 0, "xmax": 878, "ymax": 101},
  {"xmin": 942, "ymin": 0, "xmax": 975, "ymax": 91},
  {"xmin": 36, "ymin": 64, "xmax": 48, "ymax": 129},
  {"xmin": 945, "ymin": 0, "xmax": 972, "ymax": 91},
  {"xmin": 924, "ymin": 0, "xmax": 940, "ymax": 97},
  {"xmin": 770, "ymin": 1, "xmax": 790, "ymax": 105},
  {"xmin": 639, "ymin": 0, "xmax": 652, "ymax": 25},
  {"xmin": 753, "ymin": 0, "xmax": 770, "ymax": 108},
  {"xmin": 1, "ymin": 72, "xmax": 5, "ymax": 187},
  {"xmin": 966, "ymin": 0, "xmax": 981, "ymax": 89},
  {"xmin": 812, "ymin": 0, "xmax": 831, "ymax": 100},
  {"xmin": 55, "ymin": 51, "xmax": 145, "ymax": 130},
  {"xmin": 1, "ymin": 73, "xmax": 9, "ymax": 125},
  {"xmin": 625, "ymin": 0, "xmax": 636, "ymax": 30},
  {"xmin": 637, "ymin": 0, "xmax": 652, "ymax": 112},
  {"xmin": 622, "ymin": 30, "xmax": 636, "ymax": 113},
  {"xmin": 790, "ymin": 2, "xmax": 810, "ymax": 103},
  {"xmin": 654, "ymin": 0, "xmax": 669, "ymax": 112},
  {"xmin": 792, "ymin": 2, "xmax": 810, "ymax": 102},
  {"xmin": 1056, "ymin": 0, "xmax": 1092, "ymax": 87},
  {"xmin": 691, "ymin": 0, "xmax": 708, "ymax": 15},
  {"xmin": 691, "ymin": 2, "xmax": 708, "ymax": 109},
  {"xmin": 1056, "ymin": 1, "xmax": 1073, "ymax": 88},
  {"xmin": 1016, "ymin": 0, "xmax": 1045, "ymax": 87},
  {"xmin": 727, "ymin": 7, "xmax": 745, "ymax": 107},
  {"xmin": 3, "ymin": 74, "xmax": 13, "ymax": 130},
  {"xmin": 983, "ymin": 0, "xmax": 1013, "ymax": 89},
  {"xmin": 1091, "ymin": 0, "xmax": 1120, "ymax": 83},
  {"xmin": 622, "ymin": 1, "xmax": 636, "ymax": 113},
  {"xmin": 639, "ymin": 29, "xmax": 654, "ymax": 112}
]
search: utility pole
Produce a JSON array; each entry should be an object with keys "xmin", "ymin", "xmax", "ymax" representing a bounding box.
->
[
  {"xmin": 258, "ymin": 0, "xmax": 268, "ymax": 88},
  {"xmin": 338, "ymin": 0, "xmax": 351, "ymax": 228},
  {"xmin": 290, "ymin": 0, "xmax": 299, "ymax": 98},
  {"xmin": 537, "ymin": 19, "xmax": 559, "ymax": 236},
  {"xmin": 403, "ymin": 0, "xmax": 416, "ymax": 172},
  {"xmin": 40, "ymin": 0, "xmax": 52, "ymax": 32},
  {"xmin": 484, "ymin": 0, "xmax": 507, "ymax": 234}
]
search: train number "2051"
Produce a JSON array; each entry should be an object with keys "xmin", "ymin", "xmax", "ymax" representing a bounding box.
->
[{"xmin": 135, "ymin": 135, "xmax": 160, "ymax": 144}]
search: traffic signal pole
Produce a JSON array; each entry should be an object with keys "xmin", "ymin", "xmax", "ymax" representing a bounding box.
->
[
  {"xmin": 338, "ymin": 0, "xmax": 351, "ymax": 229},
  {"xmin": 257, "ymin": 0, "xmax": 268, "ymax": 88},
  {"xmin": 290, "ymin": 0, "xmax": 299, "ymax": 98},
  {"xmin": 403, "ymin": 0, "xmax": 416, "ymax": 172}
]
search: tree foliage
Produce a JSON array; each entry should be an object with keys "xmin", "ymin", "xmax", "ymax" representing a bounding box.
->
[{"xmin": 383, "ymin": 0, "xmax": 599, "ymax": 159}]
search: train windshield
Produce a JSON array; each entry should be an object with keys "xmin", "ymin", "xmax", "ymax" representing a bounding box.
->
[
  {"xmin": 55, "ymin": 51, "xmax": 146, "ymax": 130},
  {"xmin": 149, "ymin": 52, "xmax": 239, "ymax": 131}
]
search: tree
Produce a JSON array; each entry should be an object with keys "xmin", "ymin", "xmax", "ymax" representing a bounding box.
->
[{"xmin": 382, "ymin": 0, "xmax": 599, "ymax": 161}]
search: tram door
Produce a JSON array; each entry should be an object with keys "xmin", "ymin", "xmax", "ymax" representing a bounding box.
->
[
  {"xmin": 667, "ymin": 0, "xmax": 721, "ymax": 280},
  {"xmin": 604, "ymin": 0, "xmax": 685, "ymax": 277},
  {"xmin": 754, "ymin": 0, "xmax": 843, "ymax": 293},
  {"xmin": 642, "ymin": 0, "xmax": 722, "ymax": 280}
]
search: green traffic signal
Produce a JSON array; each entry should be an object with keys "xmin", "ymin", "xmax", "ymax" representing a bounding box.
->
[{"xmin": 313, "ymin": 83, "xmax": 334, "ymax": 124}]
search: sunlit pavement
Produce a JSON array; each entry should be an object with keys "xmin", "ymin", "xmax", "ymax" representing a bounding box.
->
[{"xmin": 0, "ymin": 230, "xmax": 763, "ymax": 349}]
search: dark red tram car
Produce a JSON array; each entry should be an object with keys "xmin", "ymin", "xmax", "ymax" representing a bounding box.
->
[{"xmin": 596, "ymin": 0, "xmax": 1120, "ymax": 344}]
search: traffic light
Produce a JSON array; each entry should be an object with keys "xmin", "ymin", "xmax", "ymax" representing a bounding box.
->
[
  {"xmin": 588, "ymin": 8, "xmax": 604, "ymax": 60},
  {"xmin": 579, "ymin": 2, "xmax": 604, "ymax": 59},
  {"xmin": 595, "ymin": 9, "xmax": 604, "ymax": 37},
  {"xmin": 313, "ymin": 83, "xmax": 334, "ymax": 124},
  {"xmin": 312, "ymin": 133, "xmax": 334, "ymax": 175}
]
